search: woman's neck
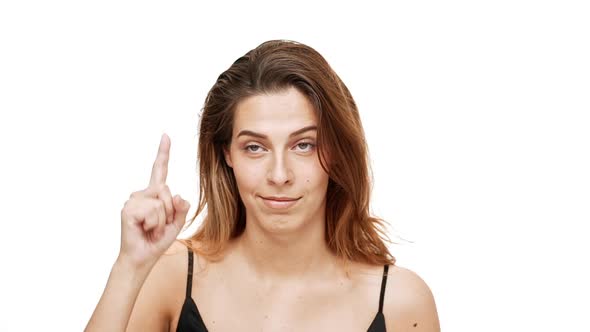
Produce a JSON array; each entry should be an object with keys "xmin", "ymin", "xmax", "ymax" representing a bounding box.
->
[{"xmin": 230, "ymin": 215, "xmax": 338, "ymax": 282}]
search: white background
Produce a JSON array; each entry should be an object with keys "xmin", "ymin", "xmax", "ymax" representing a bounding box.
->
[{"xmin": 1, "ymin": 1, "xmax": 589, "ymax": 331}]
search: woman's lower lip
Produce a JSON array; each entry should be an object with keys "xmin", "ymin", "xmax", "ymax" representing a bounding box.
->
[{"xmin": 261, "ymin": 197, "xmax": 300, "ymax": 209}]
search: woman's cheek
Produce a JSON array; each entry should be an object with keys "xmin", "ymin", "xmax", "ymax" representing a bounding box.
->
[{"xmin": 235, "ymin": 161, "xmax": 263, "ymax": 187}]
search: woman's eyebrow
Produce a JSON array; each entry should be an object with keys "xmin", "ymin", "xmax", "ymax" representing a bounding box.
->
[{"xmin": 237, "ymin": 125, "xmax": 317, "ymax": 139}]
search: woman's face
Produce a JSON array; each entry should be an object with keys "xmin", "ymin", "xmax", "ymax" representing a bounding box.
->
[{"xmin": 224, "ymin": 86, "xmax": 330, "ymax": 235}]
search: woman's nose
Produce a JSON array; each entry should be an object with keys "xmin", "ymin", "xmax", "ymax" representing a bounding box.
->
[{"xmin": 266, "ymin": 153, "xmax": 293, "ymax": 185}]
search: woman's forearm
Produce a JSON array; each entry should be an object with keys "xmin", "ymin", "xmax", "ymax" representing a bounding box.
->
[{"xmin": 84, "ymin": 258, "xmax": 153, "ymax": 332}]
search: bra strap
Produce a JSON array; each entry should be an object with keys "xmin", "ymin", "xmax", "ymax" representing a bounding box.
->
[
  {"xmin": 186, "ymin": 246, "xmax": 194, "ymax": 298},
  {"xmin": 378, "ymin": 264, "xmax": 389, "ymax": 313}
]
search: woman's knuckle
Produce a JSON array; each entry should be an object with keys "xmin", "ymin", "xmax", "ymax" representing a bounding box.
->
[{"xmin": 156, "ymin": 199, "xmax": 164, "ymax": 210}]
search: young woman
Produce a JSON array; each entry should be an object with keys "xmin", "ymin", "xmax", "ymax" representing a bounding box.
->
[{"xmin": 85, "ymin": 40, "xmax": 440, "ymax": 332}]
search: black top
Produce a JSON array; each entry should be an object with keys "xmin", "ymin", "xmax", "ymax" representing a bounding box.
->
[{"xmin": 177, "ymin": 247, "xmax": 390, "ymax": 332}]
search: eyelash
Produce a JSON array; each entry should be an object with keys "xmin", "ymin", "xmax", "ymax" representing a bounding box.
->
[
  {"xmin": 244, "ymin": 142, "xmax": 316, "ymax": 154},
  {"xmin": 244, "ymin": 144, "xmax": 262, "ymax": 153}
]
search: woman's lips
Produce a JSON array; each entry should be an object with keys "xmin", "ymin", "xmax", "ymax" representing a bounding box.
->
[{"xmin": 260, "ymin": 196, "xmax": 301, "ymax": 209}]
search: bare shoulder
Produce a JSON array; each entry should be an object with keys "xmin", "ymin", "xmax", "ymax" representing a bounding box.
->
[
  {"xmin": 149, "ymin": 240, "xmax": 190, "ymax": 284},
  {"xmin": 163, "ymin": 239, "xmax": 191, "ymax": 257},
  {"xmin": 151, "ymin": 240, "xmax": 195, "ymax": 301},
  {"xmin": 126, "ymin": 240, "xmax": 191, "ymax": 331},
  {"xmin": 383, "ymin": 265, "xmax": 440, "ymax": 332}
]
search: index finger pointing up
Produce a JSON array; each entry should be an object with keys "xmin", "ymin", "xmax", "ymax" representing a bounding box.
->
[{"xmin": 150, "ymin": 133, "xmax": 170, "ymax": 186}]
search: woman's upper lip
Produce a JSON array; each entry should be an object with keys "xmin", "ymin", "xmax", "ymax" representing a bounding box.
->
[{"xmin": 261, "ymin": 196, "xmax": 300, "ymax": 201}]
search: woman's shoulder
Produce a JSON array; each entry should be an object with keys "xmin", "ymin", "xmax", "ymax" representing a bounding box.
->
[
  {"xmin": 143, "ymin": 240, "xmax": 206, "ymax": 315},
  {"xmin": 126, "ymin": 240, "xmax": 197, "ymax": 329},
  {"xmin": 149, "ymin": 239, "xmax": 193, "ymax": 288},
  {"xmin": 154, "ymin": 239, "xmax": 193, "ymax": 273},
  {"xmin": 157, "ymin": 239, "xmax": 208, "ymax": 279},
  {"xmin": 163, "ymin": 239, "xmax": 192, "ymax": 257},
  {"xmin": 382, "ymin": 264, "xmax": 441, "ymax": 331}
]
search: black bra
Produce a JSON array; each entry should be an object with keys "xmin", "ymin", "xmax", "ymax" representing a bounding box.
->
[{"xmin": 176, "ymin": 247, "xmax": 390, "ymax": 331}]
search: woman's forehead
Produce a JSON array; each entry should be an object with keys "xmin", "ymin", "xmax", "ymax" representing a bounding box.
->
[{"xmin": 233, "ymin": 88, "xmax": 318, "ymax": 135}]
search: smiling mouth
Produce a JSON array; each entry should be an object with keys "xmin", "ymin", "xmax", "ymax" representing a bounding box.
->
[
  {"xmin": 259, "ymin": 196, "xmax": 301, "ymax": 209},
  {"xmin": 261, "ymin": 196, "xmax": 300, "ymax": 201}
]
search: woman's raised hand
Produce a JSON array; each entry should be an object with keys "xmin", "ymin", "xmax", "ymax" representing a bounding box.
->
[{"xmin": 118, "ymin": 133, "xmax": 191, "ymax": 271}]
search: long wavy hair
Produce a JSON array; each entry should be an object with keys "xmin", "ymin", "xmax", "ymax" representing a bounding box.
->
[{"xmin": 180, "ymin": 39, "xmax": 395, "ymax": 267}]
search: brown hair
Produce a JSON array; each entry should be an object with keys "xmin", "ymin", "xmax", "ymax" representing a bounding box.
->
[{"xmin": 180, "ymin": 39, "xmax": 395, "ymax": 266}]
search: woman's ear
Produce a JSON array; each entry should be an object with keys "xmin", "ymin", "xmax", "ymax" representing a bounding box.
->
[{"xmin": 223, "ymin": 145, "xmax": 233, "ymax": 168}]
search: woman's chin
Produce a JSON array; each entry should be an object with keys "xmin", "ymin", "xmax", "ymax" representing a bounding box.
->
[{"xmin": 248, "ymin": 214, "xmax": 305, "ymax": 236}]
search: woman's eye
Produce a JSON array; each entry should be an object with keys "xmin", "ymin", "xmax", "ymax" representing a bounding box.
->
[
  {"xmin": 295, "ymin": 142, "xmax": 315, "ymax": 152},
  {"xmin": 245, "ymin": 144, "xmax": 264, "ymax": 153}
]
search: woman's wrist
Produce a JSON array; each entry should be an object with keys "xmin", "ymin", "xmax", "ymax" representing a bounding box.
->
[{"xmin": 113, "ymin": 254, "xmax": 155, "ymax": 281}]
